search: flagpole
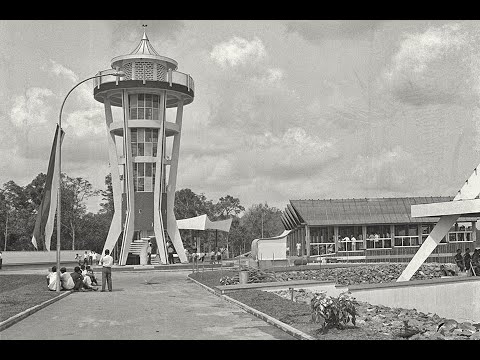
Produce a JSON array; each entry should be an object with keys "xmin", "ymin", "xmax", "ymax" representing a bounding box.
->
[{"xmin": 55, "ymin": 70, "xmax": 125, "ymax": 291}]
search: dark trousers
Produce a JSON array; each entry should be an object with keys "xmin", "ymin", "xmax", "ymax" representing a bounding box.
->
[
  {"xmin": 147, "ymin": 253, "xmax": 151, "ymax": 265},
  {"xmin": 102, "ymin": 267, "xmax": 112, "ymax": 291},
  {"xmin": 0, "ymin": 258, "xmax": 2, "ymax": 269},
  {"xmin": 73, "ymin": 278, "xmax": 84, "ymax": 291},
  {"xmin": 90, "ymin": 275, "xmax": 98, "ymax": 285},
  {"xmin": 168, "ymin": 254, "xmax": 174, "ymax": 264}
]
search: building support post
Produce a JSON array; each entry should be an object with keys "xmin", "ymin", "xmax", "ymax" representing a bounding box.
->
[
  {"xmin": 305, "ymin": 224, "xmax": 310, "ymax": 257},
  {"xmin": 102, "ymin": 96, "xmax": 123, "ymax": 255}
]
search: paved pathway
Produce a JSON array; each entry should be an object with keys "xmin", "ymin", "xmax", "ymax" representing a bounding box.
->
[{"xmin": 0, "ymin": 269, "xmax": 294, "ymax": 340}]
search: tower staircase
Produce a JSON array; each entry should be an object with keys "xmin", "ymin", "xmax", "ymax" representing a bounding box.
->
[{"xmin": 128, "ymin": 238, "xmax": 150, "ymax": 258}]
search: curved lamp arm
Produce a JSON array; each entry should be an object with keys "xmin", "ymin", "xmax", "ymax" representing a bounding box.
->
[{"xmin": 54, "ymin": 70, "xmax": 124, "ymax": 292}]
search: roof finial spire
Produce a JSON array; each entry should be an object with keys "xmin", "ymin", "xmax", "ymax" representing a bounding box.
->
[{"xmin": 142, "ymin": 24, "xmax": 148, "ymax": 40}]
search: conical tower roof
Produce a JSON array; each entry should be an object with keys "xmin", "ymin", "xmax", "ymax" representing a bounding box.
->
[
  {"xmin": 111, "ymin": 27, "xmax": 178, "ymax": 70},
  {"xmin": 129, "ymin": 30, "xmax": 161, "ymax": 56}
]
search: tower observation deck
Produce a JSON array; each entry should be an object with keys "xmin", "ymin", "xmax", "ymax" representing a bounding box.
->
[{"xmin": 94, "ymin": 28, "xmax": 194, "ymax": 265}]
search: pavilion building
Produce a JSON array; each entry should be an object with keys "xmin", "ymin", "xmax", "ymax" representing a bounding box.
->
[{"xmin": 282, "ymin": 197, "xmax": 480, "ymax": 263}]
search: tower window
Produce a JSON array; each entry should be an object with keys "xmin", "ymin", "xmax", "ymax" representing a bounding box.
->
[
  {"xmin": 131, "ymin": 128, "xmax": 158, "ymax": 157},
  {"xmin": 133, "ymin": 162, "xmax": 156, "ymax": 192},
  {"xmin": 129, "ymin": 93, "xmax": 161, "ymax": 120}
]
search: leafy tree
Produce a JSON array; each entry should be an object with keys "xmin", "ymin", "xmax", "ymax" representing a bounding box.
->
[
  {"xmin": 99, "ymin": 173, "xmax": 114, "ymax": 217},
  {"xmin": 0, "ymin": 181, "xmax": 33, "ymax": 251},
  {"xmin": 228, "ymin": 203, "xmax": 284, "ymax": 256},
  {"xmin": 60, "ymin": 175, "xmax": 100, "ymax": 250},
  {"xmin": 24, "ymin": 173, "xmax": 47, "ymax": 212},
  {"xmin": 213, "ymin": 195, "xmax": 245, "ymax": 220},
  {"xmin": 174, "ymin": 188, "xmax": 214, "ymax": 219},
  {"xmin": 76, "ymin": 212, "xmax": 111, "ymax": 252}
]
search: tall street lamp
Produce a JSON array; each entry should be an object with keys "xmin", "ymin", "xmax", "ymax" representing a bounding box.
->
[{"xmin": 55, "ymin": 70, "xmax": 125, "ymax": 291}]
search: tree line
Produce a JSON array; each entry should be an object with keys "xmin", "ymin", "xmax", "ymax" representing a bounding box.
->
[{"xmin": 0, "ymin": 173, "xmax": 285, "ymax": 257}]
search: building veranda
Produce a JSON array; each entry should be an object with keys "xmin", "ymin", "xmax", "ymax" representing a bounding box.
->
[{"xmin": 282, "ymin": 197, "xmax": 480, "ymax": 263}]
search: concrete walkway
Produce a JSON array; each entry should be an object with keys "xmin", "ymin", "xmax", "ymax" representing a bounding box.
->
[{"xmin": 0, "ymin": 269, "xmax": 294, "ymax": 340}]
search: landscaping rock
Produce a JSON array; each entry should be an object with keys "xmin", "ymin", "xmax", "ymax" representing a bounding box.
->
[
  {"xmin": 458, "ymin": 322, "xmax": 476, "ymax": 333},
  {"xmin": 270, "ymin": 286, "xmax": 477, "ymax": 341},
  {"xmin": 470, "ymin": 331, "xmax": 480, "ymax": 340},
  {"xmin": 438, "ymin": 319, "xmax": 458, "ymax": 333}
]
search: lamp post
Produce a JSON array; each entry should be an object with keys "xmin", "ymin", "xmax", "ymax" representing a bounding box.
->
[{"xmin": 55, "ymin": 70, "xmax": 125, "ymax": 291}]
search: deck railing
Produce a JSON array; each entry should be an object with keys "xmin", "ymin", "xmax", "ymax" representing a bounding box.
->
[{"xmin": 93, "ymin": 69, "xmax": 194, "ymax": 92}]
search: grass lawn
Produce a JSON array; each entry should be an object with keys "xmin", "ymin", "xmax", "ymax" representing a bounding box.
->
[{"xmin": 0, "ymin": 274, "xmax": 63, "ymax": 323}]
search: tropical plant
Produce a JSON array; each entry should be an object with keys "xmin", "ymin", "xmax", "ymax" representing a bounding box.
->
[{"xmin": 311, "ymin": 291, "xmax": 357, "ymax": 333}]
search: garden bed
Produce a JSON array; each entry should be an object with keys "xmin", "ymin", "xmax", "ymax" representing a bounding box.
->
[{"xmin": 188, "ymin": 266, "xmax": 480, "ymax": 340}]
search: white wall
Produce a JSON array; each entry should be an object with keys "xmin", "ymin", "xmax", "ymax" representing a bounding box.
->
[
  {"xmin": 350, "ymin": 278, "xmax": 480, "ymax": 323},
  {"xmin": 258, "ymin": 238, "xmax": 286, "ymax": 260},
  {"xmin": 2, "ymin": 250, "xmax": 89, "ymax": 265}
]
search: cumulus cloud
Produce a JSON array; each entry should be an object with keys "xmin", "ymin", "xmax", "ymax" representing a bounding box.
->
[
  {"xmin": 285, "ymin": 20, "xmax": 383, "ymax": 42},
  {"xmin": 351, "ymin": 146, "xmax": 427, "ymax": 192},
  {"xmin": 252, "ymin": 67, "xmax": 284, "ymax": 84},
  {"xmin": 383, "ymin": 23, "xmax": 480, "ymax": 107},
  {"xmin": 49, "ymin": 59, "xmax": 79, "ymax": 83},
  {"xmin": 210, "ymin": 36, "xmax": 266, "ymax": 67},
  {"xmin": 63, "ymin": 108, "xmax": 105, "ymax": 137},
  {"xmin": 10, "ymin": 87, "xmax": 54, "ymax": 128},
  {"xmin": 238, "ymin": 127, "xmax": 338, "ymax": 179}
]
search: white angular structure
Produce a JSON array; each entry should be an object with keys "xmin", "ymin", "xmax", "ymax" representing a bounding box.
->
[
  {"xmin": 397, "ymin": 164, "xmax": 480, "ymax": 281},
  {"xmin": 93, "ymin": 29, "xmax": 194, "ymax": 265}
]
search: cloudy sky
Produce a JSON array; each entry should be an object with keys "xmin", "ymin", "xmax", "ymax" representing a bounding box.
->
[{"xmin": 2, "ymin": 20, "xmax": 480, "ymax": 213}]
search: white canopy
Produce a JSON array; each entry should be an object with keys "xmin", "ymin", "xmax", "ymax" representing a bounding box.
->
[{"xmin": 176, "ymin": 214, "xmax": 232, "ymax": 232}]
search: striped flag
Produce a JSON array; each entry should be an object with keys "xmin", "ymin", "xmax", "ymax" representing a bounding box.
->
[{"xmin": 32, "ymin": 125, "xmax": 65, "ymax": 251}]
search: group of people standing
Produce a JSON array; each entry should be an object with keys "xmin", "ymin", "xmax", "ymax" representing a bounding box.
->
[
  {"xmin": 189, "ymin": 248, "xmax": 223, "ymax": 264},
  {"xmin": 146, "ymin": 241, "xmax": 176, "ymax": 264},
  {"xmin": 47, "ymin": 249, "xmax": 114, "ymax": 292},
  {"xmin": 75, "ymin": 250, "xmax": 98, "ymax": 267},
  {"xmin": 454, "ymin": 248, "xmax": 480, "ymax": 276}
]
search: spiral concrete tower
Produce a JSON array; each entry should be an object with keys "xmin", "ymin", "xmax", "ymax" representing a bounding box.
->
[{"xmin": 94, "ymin": 27, "xmax": 194, "ymax": 265}]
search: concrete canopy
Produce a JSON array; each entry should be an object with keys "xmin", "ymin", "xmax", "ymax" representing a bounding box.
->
[{"xmin": 176, "ymin": 214, "xmax": 232, "ymax": 232}]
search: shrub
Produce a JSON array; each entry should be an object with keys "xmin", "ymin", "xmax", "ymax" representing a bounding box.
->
[
  {"xmin": 220, "ymin": 276, "xmax": 238, "ymax": 285},
  {"xmin": 293, "ymin": 258, "xmax": 308, "ymax": 266},
  {"xmin": 311, "ymin": 291, "xmax": 357, "ymax": 333}
]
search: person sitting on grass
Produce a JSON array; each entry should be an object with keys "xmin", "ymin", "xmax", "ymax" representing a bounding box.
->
[
  {"xmin": 85, "ymin": 265, "xmax": 98, "ymax": 285},
  {"xmin": 70, "ymin": 266, "xmax": 97, "ymax": 291},
  {"xmin": 47, "ymin": 266, "xmax": 58, "ymax": 291},
  {"xmin": 80, "ymin": 265, "xmax": 96, "ymax": 288},
  {"xmin": 60, "ymin": 267, "xmax": 75, "ymax": 290}
]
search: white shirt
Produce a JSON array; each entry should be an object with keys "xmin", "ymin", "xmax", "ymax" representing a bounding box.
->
[
  {"xmin": 351, "ymin": 237, "xmax": 356, "ymax": 242},
  {"xmin": 100, "ymin": 254, "xmax": 114, "ymax": 267},
  {"xmin": 47, "ymin": 272, "xmax": 58, "ymax": 291},
  {"xmin": 296, "ymin": 243, "xmax": 301, "ymax": 250},
  {"xmin": 83, "ymin": 274, "xmax": 92, "ymax": 286},
  {"xmin": 343, "ymin": 237, "xmax": 350, "ymax": 242},
  {"xmin": 60, "ymin": 272, "xmax": 75, "ymax": 290}
]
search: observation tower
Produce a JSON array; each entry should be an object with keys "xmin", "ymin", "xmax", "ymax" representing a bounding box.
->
[{"xmin": 93, "ymin": 27, "xmax": 194, "ymax": 265}]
